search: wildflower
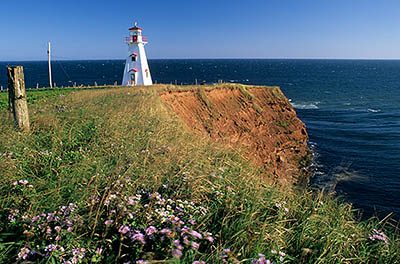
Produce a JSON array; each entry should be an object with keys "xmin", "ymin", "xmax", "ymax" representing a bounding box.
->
[
  {"xmin": 173, "ymin": 239, "xmax": 183, "ymax": 250},
  {"xmin": 278, "ymin": 251, "xmax": 286, "ymax": 256},
  {"xmin": 8, "ymin": 214, "xmax": 16, "ymax": 223},
  {"xmin": 172, "ymin": 249, "xmax": 182, "ymax": 259},
  {"xmin": 193, "ymin": 261, "xmax": 206, "ymax": 264},
  {"xmin": 132, "ymin": 232, "xmax": 145, "ymax": 244},
  {"xmin": 218, "ymin": 167, "xmax": 225, "ymax": 172},
  {"xmin": 145, "ymin": 226, "xmax": 158, "ymax": 236},
  {"xmin": 104, "ymin": 219, "xmax": 114, "ymax": 226},
  {"xmin": 19, "ymin": 179, "xmax": 28, "ymax": 185},
  {"xmin": 190, "ymin": 230, "xmax": 203, "ymax": 239},
  {"xmin": 17, "ymin": 247, "xmax": 30, "ymax": 260},
  {"xmin": 284, "ymin": 207, "xmax": 289, "ymax": 212},
  {"xmin": 251, "ymin": 253, "xmax": 271, "ymax": 264},
  {"xmin": 191, "ymin": 241, "xmax": 199, "ymax": 249},
  {"xmin": 183, "ymin": 236, "xmax": 190, "ymax": 245},
  {"xmin": 271, "ymin": 250, "xmax": 277, "ymax": 254},
  {"xmin": 95, "ymin": 248, "xmax": 103, "ymax": 255},
  {"xmin": 223, "ymin": 248, "xmax": 231, "ymax": 253},
  {"xmin": 205, "ymin": 234, "xmax": 214, "ymax": 243},
  {"xmin": 12, "ymin": 181, "xmax": 18, "ymax": 186},
  {"xmin": 119, "ymin": 225, "xmax": 130, "ymax": 234},
  {"xmin": 136, "ymin": 261, "xmax": 149, "ymax": 264},
  {"xmin": 44, "ymin": 244, "xmax": 57, "ymax": 252},
  {"xmin": 127, "ymin": 197, "xmax": 138, "ymax": 205},
  {"xmin": 370, "ymin": 229, "xmax": 389, "ymax": 245},
  {"xmin": 55, "ymin": 226, "xmax": 61, "ymax": 232},
  {"xmin": 275, "ymin": 203, "xmax": 281, "ymax": 208},
  {"xmin": 160, "ymin": 228, "xmax": 171, "ymax": 235}
]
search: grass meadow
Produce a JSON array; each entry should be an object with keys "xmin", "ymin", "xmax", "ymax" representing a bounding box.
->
[{"xmin": 0, "ymin": 86, "xmax": 399, "ymax": 263}]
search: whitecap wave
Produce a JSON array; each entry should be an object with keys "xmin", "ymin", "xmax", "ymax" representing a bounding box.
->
[
  {"xmin": 291, "ymin": 101, "xmax": 320, "ymax": 109},
  {"xmin": 367, "ymin": 108, "xmax": 381, "ymax": 113}
]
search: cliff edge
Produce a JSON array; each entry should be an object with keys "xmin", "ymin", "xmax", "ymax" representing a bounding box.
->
[{"xmin": 160, "ymin": 84, "xmax": 310, "ymax": 185}]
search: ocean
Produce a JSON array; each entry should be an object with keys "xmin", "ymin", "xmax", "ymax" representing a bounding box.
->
[{"xmin": 1, "ymin": 59, "xmax": 399, "ymax": 219}]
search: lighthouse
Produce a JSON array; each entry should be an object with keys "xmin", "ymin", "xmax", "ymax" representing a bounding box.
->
[{"xmin": 122, "ymin": 22, "xmax": 152, "ymax": 86}]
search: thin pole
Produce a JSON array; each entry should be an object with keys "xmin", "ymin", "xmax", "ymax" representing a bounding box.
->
[{"xmin": 48, "ymin": 42, "xmax": 53, "ymax": 88}]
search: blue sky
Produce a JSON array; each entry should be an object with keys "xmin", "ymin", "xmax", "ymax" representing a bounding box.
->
[{"xmin": 1, "ymin": 0, "xmax": 400, "ymax": 60}]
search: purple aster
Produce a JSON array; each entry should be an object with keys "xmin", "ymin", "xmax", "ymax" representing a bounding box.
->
[
  {"xmin": 171, "ymin": 249, "xmax": 182, "ymax": 259},
  {"xmin": 160, "ymin": 228, "xmax": 171, "ymax": 235},
  {"xmin": 17, "ymin": 247, "xmax": 30, "ymax": 260},
  {"xmin": 132, "ymin": 232, "xmax": 145, "ymax": 244},
  {"xmin": 183, "ymin": 236, "xmax": 190, "ymax": 245},
  {"xmin": 173, "ymin": 239, "xmax": 183, "ymax": 250},
  {"xmin": 189, "ymin": 230, "xmax": 203, "ymax": 239},
  {"xmin": 191, "ymin": 241, "xmax": 199, "ymax": 249},
  {"xmin": 119, "ymin": 225, "xmax": 130, "ymax": 234},
  {"xmin": 145, "ymin": 226, "xmax": 158, "ymax": 236},
  {"xmin": 104, "ymin": 219, "xmax": 114, "ymax": 226}
]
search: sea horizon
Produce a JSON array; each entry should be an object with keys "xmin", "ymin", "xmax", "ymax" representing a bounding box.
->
[{"xmin": 2, "ymin": 57, "xmax": 400, "ymax": 63}]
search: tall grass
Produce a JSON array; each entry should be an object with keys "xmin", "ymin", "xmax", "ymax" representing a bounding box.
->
[{"xmin": 0, "ymin": 85, "xmax": 398, "ymax": 263}]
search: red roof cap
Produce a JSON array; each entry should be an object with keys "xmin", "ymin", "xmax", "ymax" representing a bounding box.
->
[{"xmin": 129, "ymin": 26, "xmax": 142, "ymax": 31}]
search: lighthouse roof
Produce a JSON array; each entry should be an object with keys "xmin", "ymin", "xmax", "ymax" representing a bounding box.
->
[{"xmin": 129, "ymin": 25, "xmax": 142, "ymax": 31}]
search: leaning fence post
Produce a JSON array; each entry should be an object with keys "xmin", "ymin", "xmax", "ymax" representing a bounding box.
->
[{"xmin": 7, "ymin": 66, "xmax": 30, "ymax": 131}]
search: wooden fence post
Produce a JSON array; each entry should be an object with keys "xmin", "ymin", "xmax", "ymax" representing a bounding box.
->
[{"xmin": 7, "ymin": 66, "xmax": 30, "ymax": 131}]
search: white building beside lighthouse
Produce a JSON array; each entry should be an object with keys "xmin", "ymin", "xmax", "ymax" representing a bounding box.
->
[{"xmin": 122, "ymin": 22, "xmax": 152, "ymax": 86}]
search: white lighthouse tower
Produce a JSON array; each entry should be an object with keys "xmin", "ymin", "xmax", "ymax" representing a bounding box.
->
[{"xmin": 122, "ymin": 22, "xmax": 152, "ymax": 86}]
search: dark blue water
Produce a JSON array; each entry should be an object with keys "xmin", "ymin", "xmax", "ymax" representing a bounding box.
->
[{"xmin": 1, "ymin": 59, "xmax": 399, "ymax": 219}]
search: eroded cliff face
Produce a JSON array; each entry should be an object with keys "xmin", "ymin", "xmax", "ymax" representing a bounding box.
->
[{"xmin": 160, "ymin": 85, "xmax": 310, "ymax": 185}]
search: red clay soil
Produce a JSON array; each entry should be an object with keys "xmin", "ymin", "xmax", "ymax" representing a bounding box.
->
[{"xmin": 159, "ymin": 85, "xmax": 310, "ymax": 185}]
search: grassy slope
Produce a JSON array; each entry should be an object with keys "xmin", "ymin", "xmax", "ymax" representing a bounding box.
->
[{"xmin": 0, "ymin": 86, "xmax": 398, "ymax": 263}]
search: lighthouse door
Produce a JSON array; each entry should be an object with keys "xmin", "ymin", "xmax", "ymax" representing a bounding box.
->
[{"xmin": 130, "ymin": 73, "xmax": 136, "ymax": 85}]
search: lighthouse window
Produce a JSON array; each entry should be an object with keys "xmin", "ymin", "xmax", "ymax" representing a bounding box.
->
[
  {"xmin": 130, "ymin": 73, "xmax": 135, "ymax": 81},
  {"xmin": 131, "ymin": 56, "xmax": 136, "ymax": 62}
]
